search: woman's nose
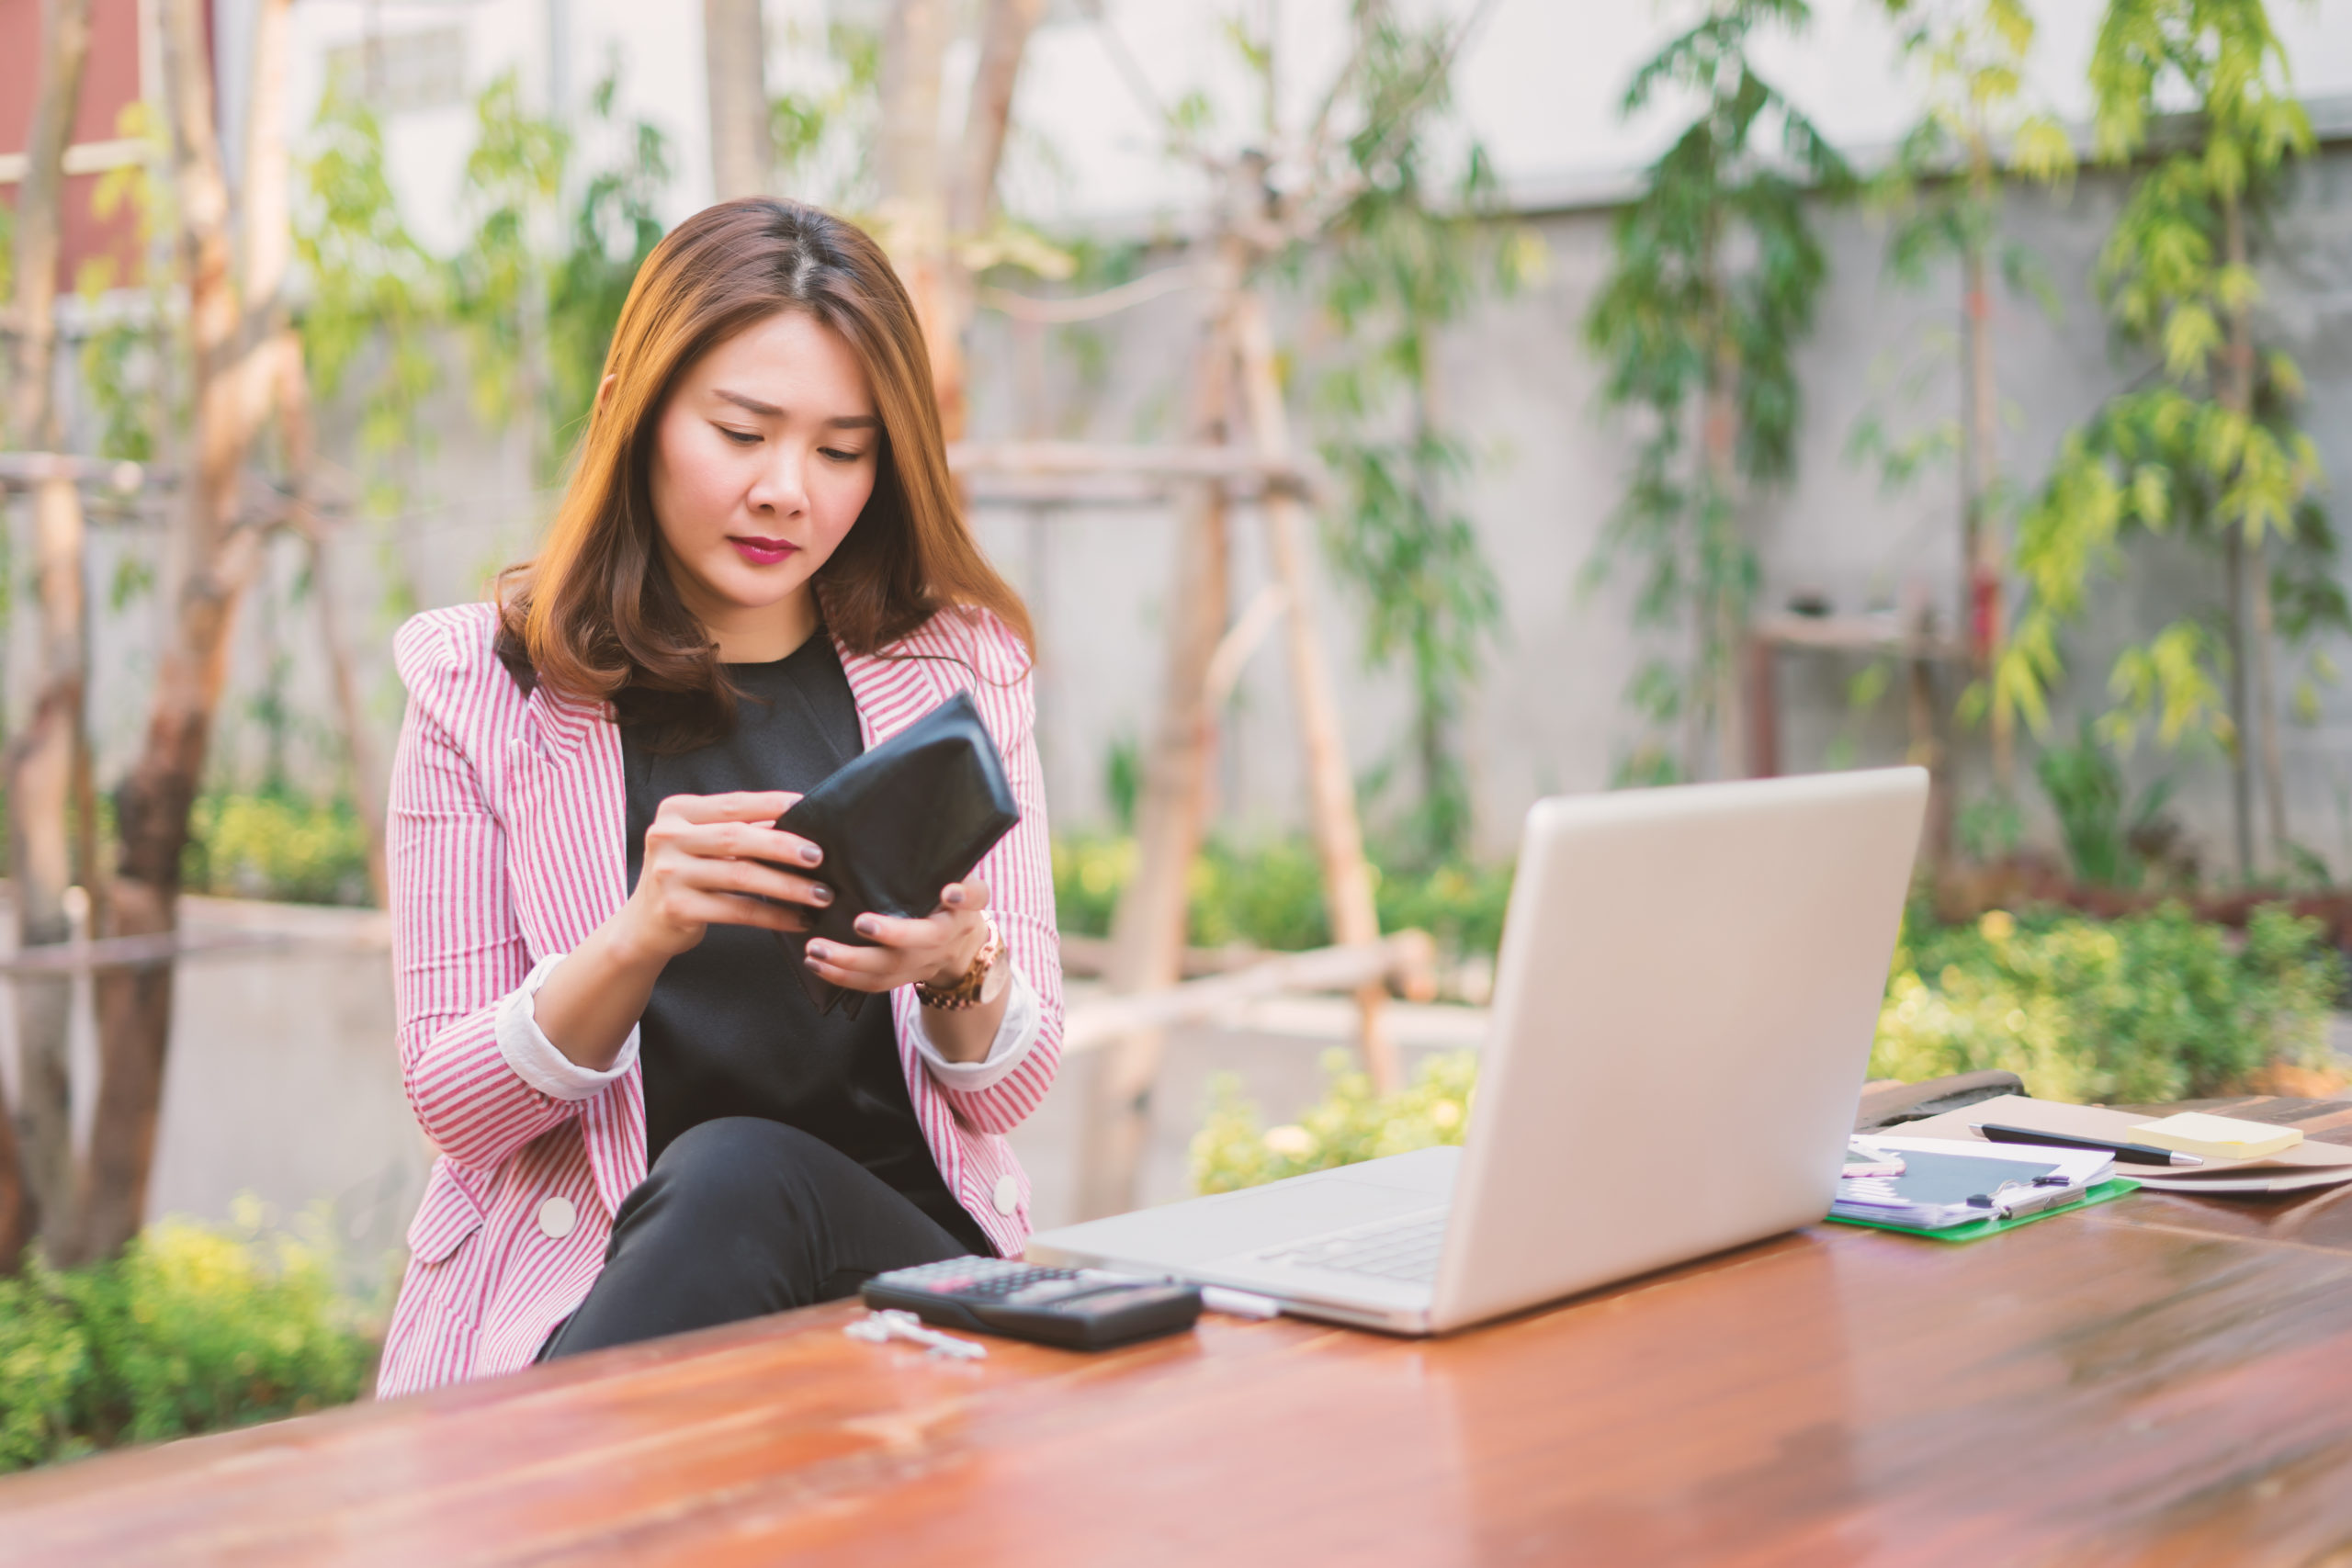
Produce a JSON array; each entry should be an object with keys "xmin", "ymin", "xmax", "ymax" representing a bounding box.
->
[{"xmin": 747, "ymin": 447, "xmax": 807, "ymax": 516}]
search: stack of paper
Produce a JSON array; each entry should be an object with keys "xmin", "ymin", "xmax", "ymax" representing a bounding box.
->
[{"xmin": 1898, "ymin": 1095, "xmax": 2352, "ymax": 1195}]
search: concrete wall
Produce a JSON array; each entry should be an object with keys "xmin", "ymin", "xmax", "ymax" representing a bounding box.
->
[{"xmin": 964, "ymin": 141, "xmax": 2352, "ymax": 868}]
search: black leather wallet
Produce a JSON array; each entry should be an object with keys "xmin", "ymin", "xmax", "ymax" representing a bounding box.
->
[{"xmin": 773, "ymin": 691, "xmax": 1021, "ymax": 1016}]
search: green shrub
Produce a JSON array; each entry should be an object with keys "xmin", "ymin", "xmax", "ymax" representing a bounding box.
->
[
  {"xmin": 1052, "ymin": 834, "xmax": 1136, "ymax": 939},
  {"xmin": 183, "ymin": 790, "xmax": 373, "ymax": 906},
  {"xmin": 0, "ymin": 1208, "xmax": 375, "ymax": 1472},
  {"xmin": 1192, "ymin": 905, "xmax": 2340, "ymax": 1193},
  {"xmin": 1053, "ymin": 832, "xmax": 1514, "ymax": 956},
  {"xmin": 1871, "ymin": 902, "xmax": 2338, "ymax": 1103},
  {"xmin": 1191, "ymin": 1049, "xmax": 1478, "ymax": 1194},
  {"xmin": 1190, "ymin": 840, "xmax": 1331, "ymax": 951}
]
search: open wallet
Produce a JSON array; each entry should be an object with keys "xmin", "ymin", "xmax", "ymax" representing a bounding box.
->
[{"xmin": 772, "ymin": 691, "xmax": 1021, "ymax": 1017}]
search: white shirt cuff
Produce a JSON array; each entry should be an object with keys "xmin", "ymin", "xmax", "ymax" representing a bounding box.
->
[
  {"xmin": 913, "ymin": 961, "xmax": 1041, "ymax": 1092},
  {"xmin": 496, "ymin": 953, "xmax": 639, "ymax": 1101}
]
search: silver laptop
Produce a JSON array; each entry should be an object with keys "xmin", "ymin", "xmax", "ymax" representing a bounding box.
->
[{"xmin": 1025, "ymin": 767, "xmax": 1929, "ymax": 1334}]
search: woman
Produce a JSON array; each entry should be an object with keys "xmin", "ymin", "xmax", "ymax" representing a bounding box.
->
[{"xmin": 377, "ymin": 198, "xmax": 1061, "ymax": 1397}]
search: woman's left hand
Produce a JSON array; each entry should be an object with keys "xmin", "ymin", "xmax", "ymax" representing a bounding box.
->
[{"xmin": 803, "ymin": 877, "xmax": 993, "ymax": 994}]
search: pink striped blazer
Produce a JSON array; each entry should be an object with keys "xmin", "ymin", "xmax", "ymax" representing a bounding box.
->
[{"xmin": 375, "ymin": 599, "xmax": 1062, "ymax": 1398}]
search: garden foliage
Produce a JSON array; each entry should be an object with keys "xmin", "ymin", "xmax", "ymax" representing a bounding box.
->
[
  {"xmin": 1192, "ymin": 903, "xmax": 2338, "ymax": 1192},
  {"xmin": 1192, "ymin": 1049, "xmax": 1477, "ymax": 1195},
  {"xmin": 1305, "ymin": 5, "xmax": 1537, "ymax": 862},
  {"xmin": 0, "ymin": 1210, "xmax": 373, "ymax": 1473},
  {"xmin": 181, "ymin": 791, "xmax": 375, "ymax": 907},
  {"xmin": 1873, "ymin": 902, "xmax": 2335, "ymax": 1102},
  {"xmin": 1053, "ymin": 833, "xmax": 1512, "ymax": 959}
]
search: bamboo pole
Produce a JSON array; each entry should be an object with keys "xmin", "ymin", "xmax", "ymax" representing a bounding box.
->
[
  {"xmin": 4, "ymin": 0, "xmax": 97, "ymax": 1258},
  {"xmin": 703, "ymin": 0, "xmax": 771, "ymax": 200},
  {"xmin": 78, "ymin": 0, "xmax": 293, "ymax": 1263},
  {"xmin": 277, "ymin": 348, "xmax": 390, "ymax": 907},
  {"xmin": 877, "ymin": 0, "xmax": 956, "ymax": 436},
  {"xmin": 1074, "ymin": 293, "xmax": 1238, "ymax": 1221},
  {"xmin": 1232, "ymin": 289, "xmax": 1399, "ymax": 1094},
  {"xmin": 1062, "ymin": 931, "xmax": 1434, "ymax": 1055}
]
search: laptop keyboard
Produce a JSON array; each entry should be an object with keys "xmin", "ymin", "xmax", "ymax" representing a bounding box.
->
[{"xmin": 1256, "ymin": 1209, "xmax": 1449, "ymax": 1284}]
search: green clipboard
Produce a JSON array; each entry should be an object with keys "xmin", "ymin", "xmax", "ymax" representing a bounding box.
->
[{"xmin": 1824, "ymin": 1177, "xmax": 2141, "ymax": 1242}]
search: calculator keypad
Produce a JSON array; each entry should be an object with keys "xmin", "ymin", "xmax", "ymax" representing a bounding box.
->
[{"xmin": 878, "ymin": 1258, "xmax": 1091, "ymax": 1300}]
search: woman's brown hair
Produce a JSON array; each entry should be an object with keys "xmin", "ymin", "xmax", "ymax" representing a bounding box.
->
[{"xmin": 494, "ymin": 197, "xmax": 1032, "ymax": 750}]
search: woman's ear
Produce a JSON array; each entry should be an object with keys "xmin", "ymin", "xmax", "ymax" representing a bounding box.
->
[{"xmin": 594, "ymin": 374, "xmax": 617, "ymax": 418}]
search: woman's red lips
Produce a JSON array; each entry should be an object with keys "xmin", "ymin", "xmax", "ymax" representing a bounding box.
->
[{"xmin": 729, "ymin": 536, "xmax": 799, "ymax": 566}]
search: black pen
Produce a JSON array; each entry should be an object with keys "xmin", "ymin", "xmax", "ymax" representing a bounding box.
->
[{"xmin": 1970, "ymin": 1122, "xmax": 2205, "ymax": 1167}]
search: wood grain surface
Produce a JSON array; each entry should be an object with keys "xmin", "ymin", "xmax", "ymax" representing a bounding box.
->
[{"xmin": 6, "ymin": 1148, "xmax": 2352, "ymax": 1568}]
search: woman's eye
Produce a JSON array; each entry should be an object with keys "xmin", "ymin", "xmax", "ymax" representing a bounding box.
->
[
  {"xmin": 717, "ymin": 426, "xmax": 761, "ymax": 446},
  {"xmin": 820, "ymin": 446, "xmax": 867, "ymax": 463}
]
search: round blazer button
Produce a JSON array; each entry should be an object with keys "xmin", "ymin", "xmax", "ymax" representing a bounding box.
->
[
  {"xmin": 537, "ymin": 1196, "xmax": 578, "ymax": 1239},
  {"xmin": 991, "ymin": 1174, "xmax": 1021, "ymax": 1216}
]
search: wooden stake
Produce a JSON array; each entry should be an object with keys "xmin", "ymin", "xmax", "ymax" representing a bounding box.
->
[{"xmin": 1232, "ymin": 289, "xmax": 1399, "ymax": 1095}]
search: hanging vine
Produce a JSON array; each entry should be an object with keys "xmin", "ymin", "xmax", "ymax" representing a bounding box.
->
[
  {"xmin": 294, "ymin": 85, "xmax": 445, "ymax": 528},
  {"xmin": 1996, "ymin": 0, "xmax": 2330, "ymax": 877},
  {"xmin": 547, "ymin": 69, "xmax": 674, "ymax": 450},
  {"xmin": 449, "ymin": 71, "xmax": 567, "ymax": 478},
  {"xmin": 1850, "ymin": 0, "xmax": 2075, "ymax": 803},
  {"xmin": 1582, "ymin": 0, "xmax": 1851, "ymax": 784},
  {"xmin": 1311, "ymin": 2, "xmax": 1538, "ymax": 862}
]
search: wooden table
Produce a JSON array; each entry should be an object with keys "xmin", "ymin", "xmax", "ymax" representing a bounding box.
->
[{"xmin": 6, "ymin": 1100, "xmax": 2352, "ymax": 1566}]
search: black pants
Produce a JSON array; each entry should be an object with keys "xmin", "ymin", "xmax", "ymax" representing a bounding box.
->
[{"xmin": 541, "ymin": 1116, "xmax": 976, "ymax": 1360}]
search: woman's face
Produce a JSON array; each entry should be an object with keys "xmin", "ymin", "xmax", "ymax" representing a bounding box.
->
[{"xmin": 645, "ymin": 309, "xmax": 880, "ymax": 657}]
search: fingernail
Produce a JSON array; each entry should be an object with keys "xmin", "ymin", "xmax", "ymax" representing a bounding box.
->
[
  {"xmin": 799, "ymin": 843, "xmax": 822, "ymax": 865},
  {"xmin": 944, "ymin": 886, "xmax": 965, "ymax": 907},
  {"xmin": 806, "ymin": 941, "xmax": 828, "ymax": 961},
  {"xmin": 808, "ymin": 886, "xmax": 832, "ymax": 906},
  {"xmin": 854, "ymin": 915, "xmax": 879, "ymax": 938}
]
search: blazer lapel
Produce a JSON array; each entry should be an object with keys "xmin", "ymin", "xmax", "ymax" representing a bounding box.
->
[
  {"xmin": 833, "ymin": 627, "xmax": 954, "ymax": 751},
  {"xmin": 507, "ymin": 682, "xmax": 646, "ymax": 1213}
]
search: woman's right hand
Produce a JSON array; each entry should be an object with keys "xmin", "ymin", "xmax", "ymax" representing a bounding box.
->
[{"xmin": 613, "ymin": 791, "xmax": 832, "ymax": 964}]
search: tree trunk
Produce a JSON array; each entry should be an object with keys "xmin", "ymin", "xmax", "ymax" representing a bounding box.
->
[
  {"xmin": 703, "ymin": 0, "xmax": 771, "ymax": 200},
  {"xmin": 926, "ymin": 0, "xmax": 1046, "ymax": 445},
  {"xmin": 877, "ymin": 0, "xmax": 956, "ymax": 435},
  {"xmin": 1960, "ymin": 231, "xmax": 2011, "ymax": 796},
  {"xmin": 2222, "ymin": 530, "xmax": 2254, "ymax": 882},
  {"xmin": 1701, "ymin": 330, "xmax": 1744, "ymax": 780},
  {"xmin": 76, "ymin": 0, "xmax": 290, "ymax": 1263},
  {"xmin": 1076, "ymin": 288, "xmax": 1238, "ymax": 1221},
  {"xmin": 0, "ymin": 1076, "xmax": 32, "ymax": 1272},
  {"xmin": 1234, "ymin": 288, "xmax": 1397, "ymax": 1093},
  {"xmin": 952, "ymin": 0, "xmax": 1044, "ymax": 242},
  {"xmin": 5, "ymin": 0, "xmax": 96, "ymax": 1259},
  {"xmin": 4, "ymin": 0, "xmax": 91, "ymax": 443},
  {"xmin": 2218, "ymin": 191, "xmax": 2286, "ymax": 867}
]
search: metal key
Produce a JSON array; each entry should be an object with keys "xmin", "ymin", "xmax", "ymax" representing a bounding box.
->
[{"xmin": 844, "ymin": 1308, "xmax": 988, "ymax": 1360}]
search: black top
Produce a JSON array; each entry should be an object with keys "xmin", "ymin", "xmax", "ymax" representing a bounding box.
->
[{"xmin": 622, "ymin": 633, "xmax": 989, "ymax": 1255}]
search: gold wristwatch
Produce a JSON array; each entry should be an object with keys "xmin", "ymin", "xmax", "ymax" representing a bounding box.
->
[{"xmin": 917, "ymin": 915, "xmax": 1003, "ymax": 1011}]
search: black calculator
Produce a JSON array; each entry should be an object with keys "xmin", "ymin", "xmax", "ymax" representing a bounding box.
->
[{"xmin": 862, "ymin": 1257, "xmax": 1203, "ymax": 1350}]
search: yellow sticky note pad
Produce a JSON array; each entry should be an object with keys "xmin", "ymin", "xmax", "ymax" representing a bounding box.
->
[{"xmin": 2127, "ymin": 1112, "xmax": 2303, "ymax": 1161}]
